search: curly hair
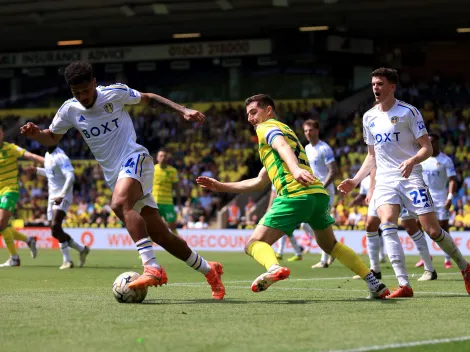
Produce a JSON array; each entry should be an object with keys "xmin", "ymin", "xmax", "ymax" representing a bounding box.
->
[{"xmin": 64, "ymin": 61, "xmax": 93, "ymax": 86}]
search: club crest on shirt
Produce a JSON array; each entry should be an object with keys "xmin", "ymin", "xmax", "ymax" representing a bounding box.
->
[
  {"xmin": 104, "ymin": 103, "xmax": 114, "ymax": 114},
  {"xmin": 390, "ymin": 116, "xmax": 399, "ymax": 125},
  {"xmin": 436, "ymin": 162, "xmax": 441, "ymax": 168}
]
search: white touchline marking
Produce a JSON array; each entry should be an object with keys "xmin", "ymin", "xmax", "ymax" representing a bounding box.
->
[{"xmin": 326, "ymin": 335, "xmax": 470, "ymax": 352}]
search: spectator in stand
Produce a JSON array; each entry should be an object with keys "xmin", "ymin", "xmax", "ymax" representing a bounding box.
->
[
  {"xmin": 194, "ymin": 216, "xmax": 209, "ymax": 229},
  {"xmin": 245, "ymin": 196, "xmax": 255, "ymax": 217},
  {"xmin": 227, "ymin": 199, "xmax": 241, "ymax": 229}
]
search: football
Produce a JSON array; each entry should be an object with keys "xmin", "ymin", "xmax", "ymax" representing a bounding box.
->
[{"xmin": 112, "ymin": 272, "xmax": 148, "ymax": 303}]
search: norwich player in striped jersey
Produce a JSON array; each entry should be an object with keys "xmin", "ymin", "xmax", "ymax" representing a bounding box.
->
[
  {"xmin": 153, "ymin": 149, "xmax": 181, "ymax": 235},
  {"xmin": 0, "ymin": 123, "xmax": 44, "ymax": 267},
  {"xmin": 197, "ymin": 94, "xmax": 390, "ymax": 298}
]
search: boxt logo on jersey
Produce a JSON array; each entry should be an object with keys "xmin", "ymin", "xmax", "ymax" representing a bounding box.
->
[
  {"xmin": 375, "ymin": 132, "xmax": 401, "ymax": 143},
  {"xmin": 82, "ymin": 118, "xmax": 119, "ymax": 138}
]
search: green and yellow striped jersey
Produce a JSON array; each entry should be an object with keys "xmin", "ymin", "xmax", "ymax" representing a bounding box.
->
[
  {"xmin": 0, "ymin": 142, "xmax": 25, "ymax": 195},
  {"xmin": 256, "ymin": 119, "xmax": 328, "ymax": 198},
  {"xmin": 153, "ymin": 164, "xmax": 178, "ymax": 205}
]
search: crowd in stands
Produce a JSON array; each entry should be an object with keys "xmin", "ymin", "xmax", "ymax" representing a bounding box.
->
[{"xmin": 4, "ymin": 73, "xmax": 470, "ymax": 231}]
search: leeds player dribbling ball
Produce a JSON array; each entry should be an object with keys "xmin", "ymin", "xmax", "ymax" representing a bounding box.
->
[{"xmin": 112, "ymin": 272, "xmax": 148, "ymax": 303}]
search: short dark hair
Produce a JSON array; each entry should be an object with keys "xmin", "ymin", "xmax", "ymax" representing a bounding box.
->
[
  {"xmin": 245, "ymin": 94, "xmax": 276, "ymax": 112},
  {"xmin": 303, "ymin": 119, "xmax": 320, "ymax": 129},
  {"xmin": 428, "ymin": 132, "xmax": 440, "ymax": 140},
  {"xmin": 157, "ymin": 148, "xmax": 167, "ymax": 154},
  {"xmin": 64, "ymin": 61, "xmax": 94, "ymax": 86},
  {"xmin": 371, "ymin": 67, "xmax": 399, "ymax": 84}
]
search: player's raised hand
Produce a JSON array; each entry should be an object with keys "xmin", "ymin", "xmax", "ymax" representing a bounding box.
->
[
  {"xmin": 183, "ymin": 108, "xmax": 205, "ymax": 125},
  {"xmin": 196, "ymin": 176, "xmax": 223, "ymax": 192},
  {"xmin": 337, "ymin": 179, "xmax": 357, "ymax": 194},
  {"xmin": 20, "ymin": 122, "xmax": 41, "ymax": 138},
  {"xmin": 292, "ymin": 167, "xmax": 316, "ymax": 187},
  {"xmin": 398, "ymin": 158, "xmax": 416, "ymax": 179}
]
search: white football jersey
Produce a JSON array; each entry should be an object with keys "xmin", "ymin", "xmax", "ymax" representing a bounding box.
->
[
  {"xmin": 359, "ymin": 175, "xmax": 371, "ymax": 196},
  {"xmin": 50, "ymin": 84, "xmax": 148, "ymax": 184},
  {"xmin": 363, "ymin": 100, "xmax": 428, "ymax": 181},
  {"xmin": 421, "ymin": 152, "xmax": 456, "ymax": 207},
  {"xmin": 44, "ymin": 147, "xmax": 74, "ymax": 199},
  {"xmin": 304, "ymin": 140, "xmax": 335, "ymax": 184}
]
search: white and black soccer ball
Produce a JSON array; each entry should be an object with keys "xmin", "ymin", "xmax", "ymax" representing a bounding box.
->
[{"xmin": 112, "ymin": 271, "xmax": 148, "ymax": 303}]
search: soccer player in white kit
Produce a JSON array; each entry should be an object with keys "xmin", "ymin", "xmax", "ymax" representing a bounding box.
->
[
  {"xmin": 420, "ymin": 133, "xmax": 457, "ymax": 269},
  {"xmin": 339, "ymin": 67, "xmax": 470, "ymax": 298},
  {"xmin": 27, "ymin": 146, "xmax": 90, "ymax": 269},
  {"xmin": 302, "ymin": 120, "xmax": 338, "ymax": 268},
  {"xmin": 353, "ymin": 170, "xmax": 437, "ymax": 281},
  {"xmin": 21, "ymin": 61, "xmax": 225, "ymax": 300}
]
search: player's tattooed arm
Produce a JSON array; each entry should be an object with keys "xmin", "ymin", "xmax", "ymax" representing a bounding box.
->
[
  {"xmin": 140, "ymin": 93, "xmax": 205, "ymax": 124},
  {"xmin": 141, "ymin": 93, "xmax": 186, "ymax": 114}
]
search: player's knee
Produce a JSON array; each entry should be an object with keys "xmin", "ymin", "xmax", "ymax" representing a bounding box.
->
[
  {"xmin": 365, "ymin": 222, "xmax": 378, "ymax": 233},
  {"xmin": 0, "ymin": 218, "xmax": 9, "ymax": 232},
  {"xmin": 244, "ymin": 239, "xmax": 255, "ymax": 254},
  {"xmin": 422, "ymin": 224, "xmax": 441, "ymax": 238},
  {"xmin": 111, "ymin": 198, "xmax": 129, "ymax": 217}
]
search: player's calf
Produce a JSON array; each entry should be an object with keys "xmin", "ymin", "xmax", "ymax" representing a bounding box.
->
[{"xmin": 141, "ymin": 207, "xmax": 225, "ymax": 299}]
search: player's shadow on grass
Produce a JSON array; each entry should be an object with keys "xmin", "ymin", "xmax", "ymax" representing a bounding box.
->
[
  {"xmin": 414, "ymin": 294, "xmax": 469, "ymax": 298},
  {"xmin": 143, "ymin": 298, "xmax": 399, "ymax": 305}
]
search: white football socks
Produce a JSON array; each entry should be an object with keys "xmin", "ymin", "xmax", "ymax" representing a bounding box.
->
[
  {"xmin": 410, "ymin": 230, "xmax": 434, "ymax": 272},
  {"xmin": 366, "ymin": 231, "xmax": 381, "ymax": 272},
  {"xmin": 185, "ymin": 250, "xmax": 211, "ymax": 275},
  {"xmin": 381, "ymin": 223, "xmax": 410, "ymax": 287}
]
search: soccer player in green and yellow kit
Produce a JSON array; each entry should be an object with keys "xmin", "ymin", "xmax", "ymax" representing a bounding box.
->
[
  {"xmin": 153, "ymin": 149, "xmax": 181, "ymax": 235},
  {"xmin": 197, "ymin": 94, "xmax": 390, "ymax": 299},
  {"xmin": 0, "ymin": 123, "xmax": 44, "ymax": 266}
]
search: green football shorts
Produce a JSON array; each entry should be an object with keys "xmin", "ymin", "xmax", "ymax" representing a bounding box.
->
[
  {"xmin": 260, "ymin": 193, "xmax": 335, "ymax": 235},
  {"xmin": 158, "ymin": 203, "xmax": 177, "ymax": 223},
  {"xmin": 0, "ymin": 192, "xmax": 19, "ymax": 213}
]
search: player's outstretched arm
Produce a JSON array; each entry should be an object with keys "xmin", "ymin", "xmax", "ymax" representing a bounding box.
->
[
  {"xmin": 271, "ymin": 136, "xmax": 315, "ymax": 187},
  {"xmin": 338, "ymin": 145, "xmax": 376, "ymax": 194},
  {"xmin": 140, "ymin": 92, "xmax": 205, "ymax": 125},
  {"xmin": 20, "ymin": 122, "xmax": 63, "ymax": 147},
  {"xmin": 196, "ymin": 168, "xmax": 271, "ymax": 193},
  {"xmin": 399, "ymin": 134, "xmax": 432, "ymax": 178},
  {"xmin": 22, "ymin": 151, "xmax": 45, "ymax": 165}
]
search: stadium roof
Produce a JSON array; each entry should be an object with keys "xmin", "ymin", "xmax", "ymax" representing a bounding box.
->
[{"xmin": 1, "ymin": 0, "xmax": 469, "ymax": 52}]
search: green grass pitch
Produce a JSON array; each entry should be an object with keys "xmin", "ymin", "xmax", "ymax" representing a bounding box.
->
[{"xmin": 1, "ymin": 249, "xmax": 469, "ymax": 352}]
